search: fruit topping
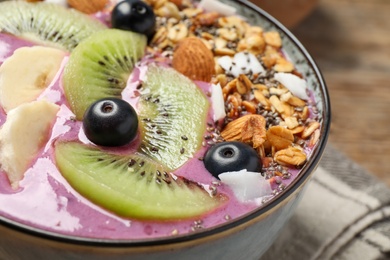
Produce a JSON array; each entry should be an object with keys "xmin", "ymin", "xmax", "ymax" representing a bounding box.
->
[
  {"xmin": 0, "ymin": 1, "xmax": 106, "ymax": 51},
  {"xmin": 83, "ymin": 98, "xmax": 138, "ymax": 147},
  {"xmin": 138, "ymin": 65, "xmax": 209, "ymax": 170},
  {"xmin": 203, "ymin": 141, "xmax": 262, "ymax": 178},
  {"xmin": 55, "ymin": 141, "xmax": 226, "ymax": 220},
  {"xmin": 44, "ymin": 0, "xmax": 68, "ymax": 7},
  {"xmin": 0, "ymin": 46, "xmax": 66, "ymax": 113},
  {"xmin": 0, "ymin": 100, "xmax": 59, "ymax": 189},
  {"xmin": 63, "ymin": 28, "xmax": 147, "ymax": 120},
  {"xmin": 111, "ymin": 0, "xmax": 156, "ymax": 39}
]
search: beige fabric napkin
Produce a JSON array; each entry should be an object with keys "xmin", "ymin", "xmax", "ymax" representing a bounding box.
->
[{"xmin": 262, "ymin": 145, "xmax": 390, "ymax": 260}]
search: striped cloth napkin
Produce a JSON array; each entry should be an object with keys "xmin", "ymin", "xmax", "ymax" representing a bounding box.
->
[{"xmin": 262, "ymin": 144, "xmax": 390, "ymax": 260}]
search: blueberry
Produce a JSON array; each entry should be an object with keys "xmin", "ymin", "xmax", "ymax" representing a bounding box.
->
[
  {"xmin": 111, "ymin": 0, "xmax": 156, "ymax": 39},
  {"xmin": 83, "ymin": 98, "xmax": 138, "ymax": 147},
  {"xmin": 203, "ymin": 141, "xmax": 262, "ymax": 178}
]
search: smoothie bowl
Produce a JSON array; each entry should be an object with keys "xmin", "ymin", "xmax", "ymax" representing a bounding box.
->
[{"xmin": 0, "ymin": 0, "xmax": 330, "ymax": 259}]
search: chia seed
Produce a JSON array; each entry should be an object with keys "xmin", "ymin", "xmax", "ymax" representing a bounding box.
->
[{"xmin": 128, "ymin": 159, "xmax": 136, "ymax": 167}]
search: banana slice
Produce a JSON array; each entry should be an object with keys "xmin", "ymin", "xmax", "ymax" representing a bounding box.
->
[
  {"xmin": 0, "ymin": 46, "xmax": 65, "ymax": 113},
  {"xmin": 0, "ymin": 100, "xmax": 59, "ymax": 189}
]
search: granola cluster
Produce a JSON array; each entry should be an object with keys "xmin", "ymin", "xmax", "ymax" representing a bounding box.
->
[{"xmin": 145, "ymin": 0, "xmax": 321, "ymax": 184}]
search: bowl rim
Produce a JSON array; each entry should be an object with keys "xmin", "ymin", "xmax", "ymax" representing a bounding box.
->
[{"xmin": 0, "ymin": 0, "xmax": 331, "ymax": 247}]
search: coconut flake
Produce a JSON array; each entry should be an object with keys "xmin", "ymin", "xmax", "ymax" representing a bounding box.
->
[
  {"xmin": 247, "ymin": 52, "xmax": 265, "ymax": 75},
  {"xmin": 217, "ymin": 52, "xmax": 265, "ymax": 78},
  {"xmin": 198, "ymin": 0, "xmax": 236, "ymax": 16},
  {"xmin": 217, "ymin": 55, "xmax": 233, "ymax": 72},
  {"xmin": 219, "ymin": 169, "xmax": 272, "ymax": 202},
  {"xmin": 211, "ymin": 83, "xmax": 226, "ymax": 122},
  {"xmin": 274, "ymin": 72, "xmax": 309, "ymax": 100}
]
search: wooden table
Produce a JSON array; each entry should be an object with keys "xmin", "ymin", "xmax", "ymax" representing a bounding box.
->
[{"xmin": 288, "ymin": 0, "xmax": 390, "ymax": 186}]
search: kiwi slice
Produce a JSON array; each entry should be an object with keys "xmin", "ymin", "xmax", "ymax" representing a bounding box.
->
[
  {"xmin": 0, "ymin": 1, "xmax": 106, "ymax": 51},
  {"xmin": 63, "ymin": 29, "xmax": 147, "ymax": 120},
  {"xmin": 138, "ymin": 65, "xmax": 209, "ymax": 170},
  {"xmin": 56, "ymin": 65, "xmax": 215, "ymax": 219},
  {"xmin": 55, "ymin": 142, "xmax": 225, "ymax": 220}
]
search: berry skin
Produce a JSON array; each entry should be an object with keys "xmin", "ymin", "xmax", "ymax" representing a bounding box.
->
[
  {"xmin": 111, "ymin": 0, "xmax": 156, "ymax": 39},
  {"xmin": 83, "ymin": 98, "xmax": 138, "ymax": 147},
  {"xmin": 203, "ymin": 141, "xmax": 262, "ymax": 178}
]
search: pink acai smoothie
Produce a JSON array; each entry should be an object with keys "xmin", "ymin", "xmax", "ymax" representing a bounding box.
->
[{"xmin": 0, "ymin": 3, "xmax": 317, "ymax": 241}]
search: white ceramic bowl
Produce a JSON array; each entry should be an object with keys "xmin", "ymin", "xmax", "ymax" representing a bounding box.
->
[{"xmin": 0, "ymin": 0, "xmax": 331, "ymax": 259}]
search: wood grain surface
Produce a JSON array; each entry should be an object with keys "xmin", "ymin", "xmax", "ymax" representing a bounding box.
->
[{"xmin": 288, "ymin": 0, "xmax": 390, "ymax": 186}]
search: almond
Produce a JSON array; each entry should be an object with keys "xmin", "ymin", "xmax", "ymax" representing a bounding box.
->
[
  {"xmin": 67, "ymin": 0, "xmax": 108, "ymax": 14},
  {"xmin": 221, "ymin": 114, "xmax": 266, "ymax": 149},
  {"xmin": 172, "ymin": 37, "xmax": 215, "ymax": 82}
]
